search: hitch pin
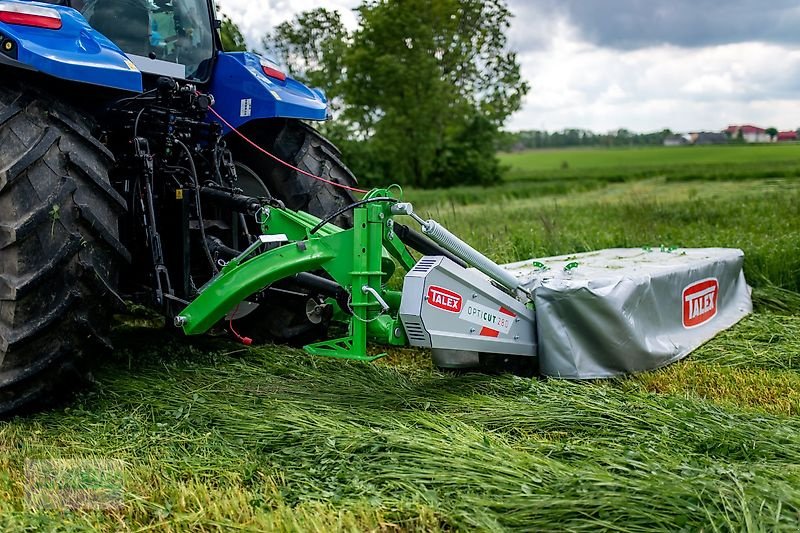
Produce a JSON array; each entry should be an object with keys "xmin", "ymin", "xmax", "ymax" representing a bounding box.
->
[
  {"xmin": 391, "ymin": 202, "xmax": 426, "ymax": 226},
  {"xmin": 362, "ymin": 286, "xmax": 390, "ymax": 313}
]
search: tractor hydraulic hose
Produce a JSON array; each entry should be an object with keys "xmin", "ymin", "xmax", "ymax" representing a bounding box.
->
[
  {"xmin": 394, "ymin": 223, "xmax": 468, "ymax": 268},
  {"xmin": 175, "ymin": 139, "xmax": 218, "ymax": 275},
  {"xmin": 113, "ymin": 88, "xmax": 157, "ymax": 108},
  {"xmin": 292, "ymin": 272, "xmax": 343, "ymax": 298},
  {"xmin": 200, "ymin": 186, "xmax": 261, "ymax": 213},
  {"xmin": 206, "ymin": 236, "xmax": 240, "ymax": 261},
  {"xmin": 308, "ymin": 197, "xmax": 398, "ymax": 235}
]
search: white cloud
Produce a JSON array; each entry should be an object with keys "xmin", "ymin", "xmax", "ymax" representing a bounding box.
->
[
  {"xmin": 508, "ymin": 20, "xmax": 800, "ymax": 132},
  {"xmin": 219, "ymin": 0, "xmax": 359, "ymax": 53}
]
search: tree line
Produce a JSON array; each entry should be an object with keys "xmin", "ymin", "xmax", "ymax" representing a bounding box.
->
[{"xmin": 497, "ymin": 129, "xmax": 675, "ymax": 151}]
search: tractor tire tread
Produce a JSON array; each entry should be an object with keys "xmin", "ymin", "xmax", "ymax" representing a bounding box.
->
[
  {"xmin": 0, "ymin": 81, "xmax": 123, "ymax": 415},
  {"xmin": 5, "ymin": 128, "xmax": 59, "ymax": 186},
  {"xmin": 269, "ymin": 120, "xmax": 358, "ymax": 228},
  {"xmin": 0, "ymin": 177, "xmax": 76, "ymax": 248},
  {"xmin": 67, "ymin": 151, "xmax": 128, "ymax": 211}
]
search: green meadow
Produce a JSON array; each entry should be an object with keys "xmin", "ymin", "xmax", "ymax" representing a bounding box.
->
[
  {"xmin": 499, "ymin": 142, "xmax": 800, "ymax": 179},
  {"xmin": 1, "ymin": 144, "xmax": 799, "ymax": 531}
]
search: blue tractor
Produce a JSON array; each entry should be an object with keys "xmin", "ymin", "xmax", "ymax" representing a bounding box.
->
[{"xmin": 0, "ymin": 0, "xmax": 360, "ymax": 412}]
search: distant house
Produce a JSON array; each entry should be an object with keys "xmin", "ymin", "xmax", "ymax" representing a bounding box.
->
[
  {"xmin": 664, "ymin": 134, "xmax": 689, "ymax": 146},
  {"xmin": 664, "ymin": 132, "xmax": 726, "ymax": 146},
  {"xmin": 691, "ymin": 132, "xmax": 728, "ymax": 145},
  {"xmin": 777, "ymin": 131, "xmax": 798, "ymax": 142},
  {"xmin": 725, "ymin": 125, "xmax": 772, "ymax": 143}
]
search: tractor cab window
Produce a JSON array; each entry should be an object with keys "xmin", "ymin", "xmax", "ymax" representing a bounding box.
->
[{"xmin": 77, "ymin": 0, "xmax": 215, "ymax": 81}]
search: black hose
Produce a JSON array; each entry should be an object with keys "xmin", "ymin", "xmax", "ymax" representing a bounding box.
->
[
  {"xmin": 199, "ymin": 186, "xmax": 261, "ymax": 213},
  {"xmin": 308, "ymin": 197, "xmax": 398, "ymax": 236},
  {"xmin": 175, "ymin": 140, "xmax": 218, "ymax": 275},
  {"xmin": 113, "ymin": 88, "xmax": 157, "ymax": 108},
  {"xmin": 206, "ymin": 236, "xmax": 240, "ymax": 260},
  {"xmin": 292, "ymin": 273, "xmax": 343, "ymax": 298}
]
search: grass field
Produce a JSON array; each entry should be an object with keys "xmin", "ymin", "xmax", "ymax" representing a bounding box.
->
[
  {"xmin": 2, "ymin": 145, "xmax": 800, "ymax": 531},
  {"xmin": 499, "ymin": 143, "xmax": 800, "ymax": 173},
  {"xmin": 498, "ymin": 143, "xmax": 800, "ymax": 185}
]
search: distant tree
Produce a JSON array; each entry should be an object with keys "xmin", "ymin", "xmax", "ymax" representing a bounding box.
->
[
  {"xmin": 264, "ymin": 9, "xmax": 350, "ymax": 103},
  {"xmin": 343, "ymin": 0, "xmax": 528, "ymax": 187},
  {"xmin": 218, "ymin": 11, "xmax": 247, "ymax": 52},
  {"xmin": 496, "ymin": 128, "xmax": 677, "ymax": 151},
  {"xmin": 766, "ymin": 127, "xmax": 778, "ymax": 142},
  {"xmin": 266, "ymin": 0, "xmax": 528, "ymax": 188}
]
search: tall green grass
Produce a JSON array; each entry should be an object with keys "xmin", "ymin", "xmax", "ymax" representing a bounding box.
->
[{"xmin": 406, "ymin": 178, "xmax": 800, "ymax": 294}]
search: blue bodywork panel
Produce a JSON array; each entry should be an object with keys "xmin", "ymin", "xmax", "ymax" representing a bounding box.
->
[
  {"xmin": 0, "ymin": 1, "xmax": 142, "ymax": 92},
  {"xmin": 0, "ymin": 1, "xmax": 329, "ymax": 125},
  {"xmin": 208, "ymin": 52, "xmax": 328, "ymax": 132}
]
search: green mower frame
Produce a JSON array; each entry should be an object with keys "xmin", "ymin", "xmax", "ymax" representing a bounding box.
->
[{"xmin": 176, "ymin": 188, "xmax": 414, "ymax": 360}]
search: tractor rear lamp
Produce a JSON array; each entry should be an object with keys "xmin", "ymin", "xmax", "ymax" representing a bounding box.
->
[
  {"xmin": 0, "ymin": 2, "xmax": 62, "ymax": 30},
  {"xmin": 259, "ymin": 58, "xmax": 286, "ymax": 82}
]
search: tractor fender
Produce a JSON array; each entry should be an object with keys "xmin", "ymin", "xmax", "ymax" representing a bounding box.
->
[
  {"xmin": 207, "ymin": 52, "xmax": 329, "ymax": 131},
  {"xmin": 0, "ymin": 3, "xmax": 142, "ymax": 92}
]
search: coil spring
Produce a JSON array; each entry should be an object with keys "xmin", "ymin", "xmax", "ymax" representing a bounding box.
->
[{"xmin": 422, "ymin": 220, "xmax": 521, "ymax": 292}]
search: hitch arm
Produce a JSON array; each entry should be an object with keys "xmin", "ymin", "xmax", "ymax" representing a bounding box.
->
[{"xmin": 176, "ymin": 239, "xmax": 336, "ymax": 335}]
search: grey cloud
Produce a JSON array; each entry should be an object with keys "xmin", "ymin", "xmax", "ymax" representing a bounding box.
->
[{"xmin": 507, "ymin": 0, "xmax": 800, "ymax": 51}]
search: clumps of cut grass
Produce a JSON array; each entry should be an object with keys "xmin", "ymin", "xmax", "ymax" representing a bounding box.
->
[
  {"xmin": 753, "ymin": 284, "xmax": 800, "ymax": 315},
  {"xmin": 4, "ymin": 330, "xmax": 800, "ymax": 530},
  {"xmin": 623, "ymin": 314, "xmax": 800, "ymax": 416},
  {"xmin": 691, "ymin": 314, "xmax": 800, "ymax": 371},
  {"xmin": 630, "ymin": 361, "xmax": 800, "ymax": 416}
]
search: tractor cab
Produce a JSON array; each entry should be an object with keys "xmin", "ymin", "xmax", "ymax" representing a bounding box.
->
[{"xmin": 41, "ymin": 0, "xmax": 217, "ymax": 80}]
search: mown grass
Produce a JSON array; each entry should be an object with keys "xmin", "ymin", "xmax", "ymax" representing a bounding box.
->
[
  {"xmin": 1, "ymin": 146, "xmax": 800, "ymax": 531},
  {"xmin": 3, "ymin": 323, "xmax": 800, "ymax": 531}
]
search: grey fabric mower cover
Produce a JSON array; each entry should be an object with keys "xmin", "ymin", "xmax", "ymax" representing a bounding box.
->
[{"xmin": 501, "ymin": 248, "xmax": 752, "ymax": 379}]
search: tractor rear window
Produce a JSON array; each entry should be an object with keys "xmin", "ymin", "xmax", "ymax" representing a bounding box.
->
[{"xmin": 77, "ymin": 0, "xmax": 215, "ymax": 80}]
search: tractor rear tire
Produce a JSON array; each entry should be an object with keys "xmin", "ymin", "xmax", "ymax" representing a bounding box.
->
[
  {"xmin": 232, "ymin": 119, "xmax": 359, "ymax": 228},
  {"xmin": 0, "ymin": 84, "xmax": 127, "ymax": 415}
]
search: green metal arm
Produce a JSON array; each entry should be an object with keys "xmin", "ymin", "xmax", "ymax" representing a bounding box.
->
[
  {"xmin": 178, "ymin": 238, "xmax": 336, "ymax": 335},
  {"xmin": 176, "ymin": 188, "xmax": 414, "ymax": 361}
]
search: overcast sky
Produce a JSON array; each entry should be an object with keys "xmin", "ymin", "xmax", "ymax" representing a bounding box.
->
[{"xmin": 219, "ymin": 0, "xmax": 800, "ymax": 133}]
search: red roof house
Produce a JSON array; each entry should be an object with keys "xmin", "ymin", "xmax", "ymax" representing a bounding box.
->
[{"xmin": 726, "ymin": 125, "xmax": 771, "ymax": 143}]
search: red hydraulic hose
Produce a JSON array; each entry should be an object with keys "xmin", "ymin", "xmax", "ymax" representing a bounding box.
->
[{"xmin": 208, "ymin": 106, "xmax": 368, "ymax": 195}]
